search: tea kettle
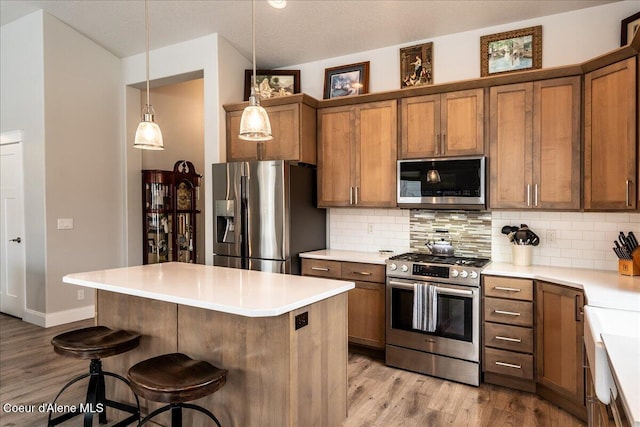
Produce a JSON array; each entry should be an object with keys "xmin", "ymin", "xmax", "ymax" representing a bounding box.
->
[{"xmin": 425, "ymin": 238, "xmax": 455, "ymax": 256}]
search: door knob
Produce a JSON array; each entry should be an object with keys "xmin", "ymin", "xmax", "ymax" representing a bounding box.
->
[{"xmin": 9, "ymin": 237, "xmax": 21, "ymax": 243}]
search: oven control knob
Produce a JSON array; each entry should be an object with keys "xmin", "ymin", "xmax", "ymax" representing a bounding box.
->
[
  {"xmin": 389, "ymin": 263, "xmax": 397, "ymax": 271},
  {"xmin": 470, "ymin": 271, "xmax": 478, "ymax": 279},
  {"xmin": 450, "ymin": 269, "xmax": 459, "ymax": 278},
  {"xmin": 459, "ymin": 270, "xmax": 469, "ymax": 278},
  {"xmin": 401, "ymin": 264, "xmax": 409, "ymax": 272}
]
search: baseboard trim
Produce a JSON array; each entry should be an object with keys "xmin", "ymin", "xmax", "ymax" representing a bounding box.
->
[{"xmin": 22, "ymin": 305, "xmax": 95, "ymax": 328}]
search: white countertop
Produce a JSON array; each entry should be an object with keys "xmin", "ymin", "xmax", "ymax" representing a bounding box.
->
[
  {"xmin": 300, "ymin": 249, "xmax": 392, "ymax": 265},
  {"xmin": 63, "ymin": 262, "xmax": 354, "ymax": 317},
  {"xmin": 484, "ymin": 262, "xmax": 640, "ymax": 312},
  {"xmin": 602, "ymin": 333, "xmax": 640, "ymax": 427}
]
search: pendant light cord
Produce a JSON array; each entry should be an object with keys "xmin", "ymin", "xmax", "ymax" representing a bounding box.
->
[
  {"xmin": 251, "ymin": 0, "xmax": 257, "ymax": 97},
  {"xmin": 145, "ymin": 0, "xmax": 150, "ymax": 108}
]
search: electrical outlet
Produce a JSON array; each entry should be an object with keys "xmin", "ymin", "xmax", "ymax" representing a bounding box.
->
[
  {"xmin": 295, "ymin": 312, "xmax": 308, "ymax": 330},
  {"xmin": 77, "ymin": 289, "xmax": 84, "ymax": 300},
  {"xmin": 57, "ymin": 218, "xmax": 74, "ymax": 230},
  {"xmin": 368, "ymin": 224, "xmax": 374, "ymax": 234},
  {"xmin": 546, "ymin": 230, "xmax": 556, "ymax": 243}
]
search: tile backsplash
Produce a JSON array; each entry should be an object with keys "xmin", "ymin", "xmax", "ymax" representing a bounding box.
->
[
  {"xmin": 328, "ymin": 208, "xmax": 639, "ymax": 271},
  {"xmin": 410, "ymin": 210, "xmax": 492, "ymax": 258}
]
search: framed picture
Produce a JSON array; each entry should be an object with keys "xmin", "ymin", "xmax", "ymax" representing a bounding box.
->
[
  {"xmin": 621, "ymin": 12, "xmax": 640, "ymax": 46},
  {"xmin": 400, "ymin": 42, "xmax": 433, "ymax": 88},
  {"xmin": 323, "ymin": 61, "xmax": 370, "ymax": 99},
  {"xmin": 244, "ymin": 69, "xmax": 300, "ymax": 101},
  {"xmin": 480, "ymin": 26, "xmax": 542, "ymax": 77}
]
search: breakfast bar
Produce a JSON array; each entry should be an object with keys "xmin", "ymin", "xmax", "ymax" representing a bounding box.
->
[{"xmin": 63, "ymin": 262, "xmax": 354, "ymax": 427}]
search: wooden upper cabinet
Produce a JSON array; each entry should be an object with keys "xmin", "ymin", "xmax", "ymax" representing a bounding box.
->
[
  {"xmin": 490, "ymin": 77, "xmax": 581, "ymax": 210},
  {"xmin": 584, "ymin": 57, "xmax": 637, "ymax": 210},
  {"xmin": 400, "ymin": 88, "xmax": 484, "ymax": 159},
  {"xmin": 224, "ymin": 94, "xmax": 317, "ymax": 164},
  {"xmin": 318, "ymin": 100, "xmax": 397, "ymax": 207}
]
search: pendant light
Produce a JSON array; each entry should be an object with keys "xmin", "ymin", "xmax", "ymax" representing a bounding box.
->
[
  {"xmin": 426, "ymin": 162, "xmax": 441, "ymax": 183},
  {"xmin": 134, "ymin": 0, "xmax": 164, "ymax": 150},
  {"xmin": 239, "ymin": 0, "xmax": 273, "ymax": 142}
]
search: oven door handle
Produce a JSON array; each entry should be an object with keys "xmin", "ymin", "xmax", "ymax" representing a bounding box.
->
[{"xmin": 387, "ymin": 281, "xmax": 474, "ymax": 296}]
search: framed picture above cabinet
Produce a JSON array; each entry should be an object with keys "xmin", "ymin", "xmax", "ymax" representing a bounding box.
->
[{"xmin": 142, "ymin": 160, "xmax": 201, "ymax": 264}]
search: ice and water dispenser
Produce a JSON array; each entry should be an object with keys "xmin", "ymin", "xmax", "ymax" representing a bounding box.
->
[{"xmin": 215, "ymin": 200, "xmax": 235, "ymax": 244}]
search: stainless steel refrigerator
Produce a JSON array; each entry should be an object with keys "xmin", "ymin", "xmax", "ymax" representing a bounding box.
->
[{"xmin": 212, "ymin": 160, "xmax": 326, "ymax": 274}]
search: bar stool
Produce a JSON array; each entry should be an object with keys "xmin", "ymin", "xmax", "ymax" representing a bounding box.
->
[
  {"xmin": 49, "ymin": 326, "xmax": 141, "ymax": 426},
  {"xmin": 127, "ymin": 353, "xmax": 227, "ymax": 426}
]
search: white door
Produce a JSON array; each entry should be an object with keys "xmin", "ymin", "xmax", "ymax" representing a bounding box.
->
[{"xmin": 1, "ymin": 132, "xmax": 26, "ymax": 318}]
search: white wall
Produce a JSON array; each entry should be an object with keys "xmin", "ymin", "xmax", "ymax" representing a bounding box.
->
[
  {"xmin": 1, "ymin": 12, "xmax": 47, "ymax": 314},
  {"xmin": 288, "ymin": 1, "xmax": 640, "ymax": 99},
  {"xmin": 121, "ymin": 33, "xmax": 250, "ymax": 267}
]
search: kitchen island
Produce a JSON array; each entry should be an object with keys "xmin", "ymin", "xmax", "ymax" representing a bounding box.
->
[{"xmin": 63, "ymin": 262, "xmax": 354, "ymax": 427}]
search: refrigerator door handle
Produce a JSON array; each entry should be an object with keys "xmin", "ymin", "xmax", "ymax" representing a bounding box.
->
[{"xmin": 240, "ymin": 174, "xmax": 249, "ymax": 265}]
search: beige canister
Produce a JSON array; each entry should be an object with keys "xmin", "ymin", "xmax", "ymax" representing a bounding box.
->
[{"xmin": 512, "ymin": 245, "xmax": 532, "ymax": 266}]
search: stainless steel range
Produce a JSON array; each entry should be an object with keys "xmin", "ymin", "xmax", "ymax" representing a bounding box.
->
[{"xmin": 385, "ymin": 252, "xmax": 490, "ymax": 386}]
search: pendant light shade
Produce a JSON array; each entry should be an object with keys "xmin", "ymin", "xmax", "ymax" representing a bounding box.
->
[
  {"xmin": 134, "ymin": 0, "xmax": 164, "ymax": 150},
  {"xmin": 239, "ymin": 0, "xmax": 272, "ymax": 142}
]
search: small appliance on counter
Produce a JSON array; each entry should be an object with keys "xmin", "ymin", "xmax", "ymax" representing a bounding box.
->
[{"xmin": 212, "ymin": 160, "xmax": 326, "ymax": 274}]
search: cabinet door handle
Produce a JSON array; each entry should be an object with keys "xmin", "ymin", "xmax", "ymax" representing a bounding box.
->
[
  {"xmin": 355, "ymin": 186, "xmax": 359, "ymax": 205},
  {"xmin": 494, "ymin": 286, "xmax": 521, "ymax": 292},
  {"xmin": 494, "ymin": 310, "xmax": 521, "ymax": 316},
  {"xmin": 626, "ymin": 180, "xmax": 631, "ymax": 207},
  {"xmin": 442, "ymin": 134, "xmax": 446, "ymax": 155},
  {"xmin": 575, "ymin": 294, "xmax": 583, "ymax": 322},
  {"xmin": 354, "ymin": 271, "xmax": 372, "ymax": 276},
  {"xmin": 349, "ymin": 186, "xmax": 354, "ymax": 205},
  {"xmin": 527, "ymin": 184, "xmax": 531, "ymax": 207},
  {"xmin": 534, "ymin": 184, "xmax": 538, "ymax": 207},
  {"xmin": 495, "ymin": 336, "xmax": 522, "ymax": 343},
  {"xmin": 311, "ymin": 266, "xmax": 330, "ymax": 272},
  {"xmin": 495, "ymin": 361, "xmax": 522, "ymax": 370},
  {"xmin": 435, "ymin": 134, "xmax": 440, "ymax": 155}
]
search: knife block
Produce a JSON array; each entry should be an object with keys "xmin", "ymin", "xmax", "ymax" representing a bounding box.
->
[{"xmin": 618, "ymin": 249, "xmax": 640, "ymax": 276}]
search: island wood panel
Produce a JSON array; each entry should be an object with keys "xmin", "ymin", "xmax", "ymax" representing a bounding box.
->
[
  {"xmin": 96, "ymin": 291, "xmax": 178, "ymax": 419},
  {"xmin": 489, "ymin": 83, "xmax": 533, "ymax": 208},
  {"xmin": 533, "ymin": 77, "xmax": 581, "ymax": 210},
  {"xmin": 317, "ymin": 106, "xmax": 354, "ymax": 206},
  {"xmin": 177, "ymin": 293, "xmax": 347, "ymax": 427},
  {"xmin": 584, "ymin": 57, "xmax": 637, "ymax": 210},
  {"xmin": 355, "ymin": 100, "xmax": 397, "ymax": 207}
]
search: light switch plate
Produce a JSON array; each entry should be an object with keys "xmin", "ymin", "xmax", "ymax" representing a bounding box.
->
[{"xmin": 57, "ymin": 218, "xmax": 74, "ymax": 230}]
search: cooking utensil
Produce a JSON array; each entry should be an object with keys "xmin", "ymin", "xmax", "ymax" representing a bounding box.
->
[{"xmin": 628, "ymin": 231, "xmax": 638, "ymax": 251}]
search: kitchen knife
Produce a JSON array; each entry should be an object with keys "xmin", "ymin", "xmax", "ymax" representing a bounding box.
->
[
  {"xmin": 628, "ymin": 231, "xmax": 638, "ymax": 250},
  {"xmin": 613, "ymin": 247, "xmax": 622, "ymax": 259}
]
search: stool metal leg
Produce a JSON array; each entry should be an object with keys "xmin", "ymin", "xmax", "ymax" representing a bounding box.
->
[{"xmin": 138, "ymin": 403, "xmax": 222, "ymax": 427}]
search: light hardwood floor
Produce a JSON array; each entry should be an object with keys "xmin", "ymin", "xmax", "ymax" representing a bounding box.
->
[{"xmin": 0, "ymin": 314, "xmax": 584, "ymax": 426}]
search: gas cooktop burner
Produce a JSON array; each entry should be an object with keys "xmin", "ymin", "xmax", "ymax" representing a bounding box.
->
[{"xmin": 388, "ymin": 252, "xmax": 491, "ymax": 268}]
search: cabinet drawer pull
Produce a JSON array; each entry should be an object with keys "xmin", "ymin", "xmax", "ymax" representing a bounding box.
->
[
  {"xmin": 494, "ymin": 286, "xmax": 521, "ymax": 292},
  {"xmin": 354, "ymin": 271, "xmax": 372, "ymax": 276},
  {"xmin": 494, "ymin": 310, "xmax": 521, "ymax": 316},
  {"xmin": 311, "ymin": 266, "xmax": 330, "ymax": 272},
  {"xmin": 495, "ymin": 361, "xmax": 522, "ymax": 369},
  {"xmin": 495, "ymin": 336, "xmax": 522, "ymax": 343}
]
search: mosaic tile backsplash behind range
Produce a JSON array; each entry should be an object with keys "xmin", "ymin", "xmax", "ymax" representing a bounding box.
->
[{"xmin": 410, "ymin": 210, "xmax": 492, "ymax": 258}]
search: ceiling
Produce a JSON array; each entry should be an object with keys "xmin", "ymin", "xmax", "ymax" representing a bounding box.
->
[{"xmin": 0, "ymin": 0, "xmax": 616, "ymax": 69}]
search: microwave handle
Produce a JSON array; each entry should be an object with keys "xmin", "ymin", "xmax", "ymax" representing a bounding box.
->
[{"xmin": 388, "ymin": 280, "xmax": 474, "ymax": 297}]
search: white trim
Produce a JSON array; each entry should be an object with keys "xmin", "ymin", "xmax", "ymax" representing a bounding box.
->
[
  {"xmin": 0, "ymin": 130, "xmax": 24, "ymax": 145},
  {"xmin": 22, "ymin": 305, "xmax": 95, "ymax": 328}
]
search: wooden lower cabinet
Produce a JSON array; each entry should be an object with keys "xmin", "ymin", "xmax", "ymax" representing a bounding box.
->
[
  {"xmin": 302, "ymin": 258, "xmax": 385, "ymax": 349},
  {"xmin": 536, "ymin": 280, "xmax": 586, "ymax": 421},
  {"xmin": 482, "ymin": 276, "xmax": 535, "ymax": 392}
]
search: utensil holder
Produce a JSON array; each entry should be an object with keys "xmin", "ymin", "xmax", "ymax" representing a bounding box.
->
[
  {"xmin": 618, "ymin": 249, "xmax": 640, "ymax": 276},
  {"xmin": 512, "ymin": 245, "xmax": 532, "ymax": 266}
]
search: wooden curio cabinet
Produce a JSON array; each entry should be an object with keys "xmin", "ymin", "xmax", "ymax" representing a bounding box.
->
[{"xmin": 142, "ymin": 160, "xmax": 201, "ymax": 264}]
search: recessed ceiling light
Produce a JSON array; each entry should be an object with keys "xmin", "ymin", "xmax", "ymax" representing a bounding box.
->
[{"xmin": 268, "ymin": 0, "xmax": 287, "ymax": 9}]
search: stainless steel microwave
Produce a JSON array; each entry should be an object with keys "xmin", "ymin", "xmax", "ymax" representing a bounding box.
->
[{"xmin": 397, "ymin": 156, "xmax": 486, "ymax": 209}]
